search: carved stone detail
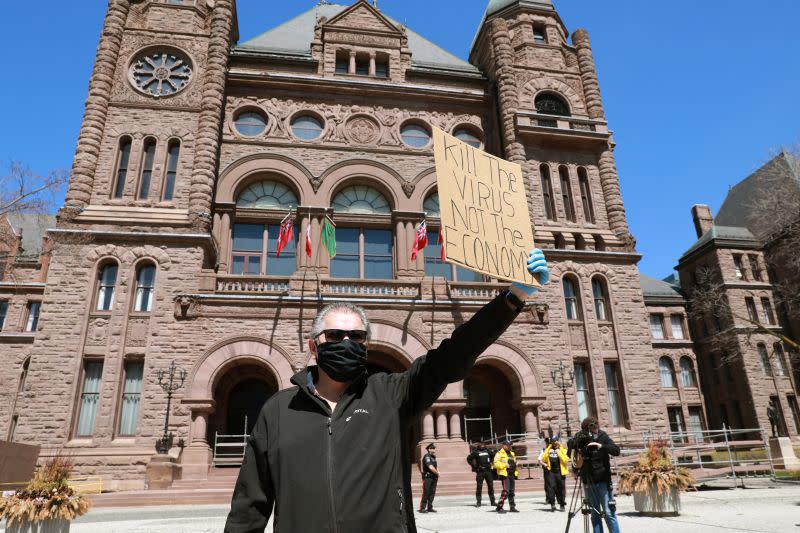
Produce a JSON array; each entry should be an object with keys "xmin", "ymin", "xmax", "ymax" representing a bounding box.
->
[
  {"xmin": 599, "ymin": 324, "xmax": 616, "ymax": 350},
  {"xmin": 175, "ymin": 295, "xmax": 201, "ymax": 319},
  {"xmin": 86, "ymin": 318, "xmax": 110, "ymax": 346},
  {"xmin": 401, "ymin": 181, "xmax": 415, "ymax": 198},
  {"xmin": 126, "ymin": 316, "xmax": 150, "ymax": 347},
  {"xmin": 346, "ymin": 116, "xmax": 380, "ymax": 145},
  {"xmin": 569, "ymin": 323, "xmax": 587, "ymax": 350}
]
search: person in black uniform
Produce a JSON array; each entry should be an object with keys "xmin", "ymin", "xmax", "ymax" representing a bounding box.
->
[
  {"xmin": 419, "ymin": 443, "xmax": 439, "ymax": 513},
  {"xmin": 467, "ymin": 442, "xmax": 495, "ymax": 507}
]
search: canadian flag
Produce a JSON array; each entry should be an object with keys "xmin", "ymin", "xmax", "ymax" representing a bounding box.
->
[
  {"xmin": 305, "ymin": 222, "xmax": 312, "ymax": 258},
  {"xmin": 276, "ymin": 217, "xmax": 293, "ymax": 258},
  {"xmin": 410, "ymin": 220, "xmax": 428, "ymax": 261}
]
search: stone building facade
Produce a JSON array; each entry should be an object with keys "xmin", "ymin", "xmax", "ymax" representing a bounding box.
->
[{"xmin": 1, "ymin": 0, "xmax": 705, "ymax": 489}]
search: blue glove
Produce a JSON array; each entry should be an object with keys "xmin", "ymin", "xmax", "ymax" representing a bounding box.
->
[{"xmin": 511, "ymin": 248, "xmax": 550, "ymax": 296}]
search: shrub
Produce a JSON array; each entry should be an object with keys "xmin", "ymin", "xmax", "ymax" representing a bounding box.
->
[{"xmin": 618, "ymin": 440, "xmax": 695, "ymax": 495}]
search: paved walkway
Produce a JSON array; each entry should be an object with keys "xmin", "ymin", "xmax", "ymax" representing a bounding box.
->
[{"xmin": 3, "ymin": 482, "xmax": 799, "ymax": 532}]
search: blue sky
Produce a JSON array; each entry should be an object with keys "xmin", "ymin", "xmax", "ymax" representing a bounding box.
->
[{"xmin": 1, "ymin": 0, "xmax": 798, "ymax": 278}]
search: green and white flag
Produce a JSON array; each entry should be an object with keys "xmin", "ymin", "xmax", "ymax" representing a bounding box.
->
[{"xmin": 321, "ymin": 217, "xmax": 336, "ymax": 259}]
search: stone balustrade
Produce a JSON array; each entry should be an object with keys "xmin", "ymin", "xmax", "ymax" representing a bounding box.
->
[{"xmin": 216, "ymin": 275, "xmax": 291, "ymax": 294}]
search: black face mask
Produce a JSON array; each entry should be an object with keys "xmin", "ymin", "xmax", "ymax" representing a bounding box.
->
[{"xmin": 316, "ymin": 339, "xmax": 368, "ymax": 382}]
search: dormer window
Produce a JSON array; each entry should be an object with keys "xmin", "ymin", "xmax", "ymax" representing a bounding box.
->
[
  {"xmin": 375, "ymin": 53, "xmax": 389, "ymax": 78},
  {"xmin": 533, "ymin": 27, "xmax": 547, "ymax": 44},
  {"xmin": 355, "ymin": 53, "xmax": 370, "ymax": 76},
  {"xmin": 335, "ymin": 51, "xmax": 349, "ymax": 74}
]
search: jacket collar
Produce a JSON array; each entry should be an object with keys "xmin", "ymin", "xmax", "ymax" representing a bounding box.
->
[{"xmin": 291, "ymin": 366, "xmax": 367, "ymax": 413}]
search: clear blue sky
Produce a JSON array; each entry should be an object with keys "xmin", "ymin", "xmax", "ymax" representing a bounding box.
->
[{"xmin": 1, "ymin": 0, "xmax": 798, "ymax": 278}]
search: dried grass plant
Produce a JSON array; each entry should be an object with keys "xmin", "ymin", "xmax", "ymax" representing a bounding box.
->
[
  {"xmin": 618, "ymin": 440, "xmax": 695, "ymax": 495},
  {"xmin": 0, "ymin": 455, "xmax": 90, "ymax": 525}
]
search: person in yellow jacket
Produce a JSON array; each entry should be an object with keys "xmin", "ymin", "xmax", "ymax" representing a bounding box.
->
[
  {"xmin": 540, "ymin": 436, "xmax": 569, "ymax": 511},
  {"xmin": 492, "ymin": 440, "xmax": 519, "ymax": 513}
]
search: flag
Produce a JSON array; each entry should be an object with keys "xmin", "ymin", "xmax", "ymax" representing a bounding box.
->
[
  {"xmin": 276, "ymin": 217, "xmax": 293, "ymax": 257},
  {"xmin": 321, "ymin": 217, "xmax": 336, "ymax": 258},
  {"xmin": 411, "ymin": 220, "xmax": 428, "ymax": 261},
  {"xmin": 438, "ymin": 230, "xmax": 445, "ymax": 261},
  {"xmin": 305, "ymin": 221, "xmax": 312, "ymax": 258}
]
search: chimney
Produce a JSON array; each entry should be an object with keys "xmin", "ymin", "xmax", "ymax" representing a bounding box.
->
[{"xmin": 691, "ymin": 204, "xmax": 714, "ymax": 238}]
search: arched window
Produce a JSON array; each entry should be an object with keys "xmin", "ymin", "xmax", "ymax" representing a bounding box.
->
[
  {"xmin": 17, "ymin": 358, "xmax": 30, "ymax": 395},
  {"xmin": 540, "ymin": 164, "xmax": 556, "ymax": 221},
  {"xmin": 554, "ymin": 233, "xmax": 566, "ymax": 249},
  {"xmin": 234, "ymin": 110, "xmax": 267, "ymax": 136},
  {"xmin": 133, "ymin": 263, "xmax": 156, "ymax": 312},
  {"xmin": 773, "ymin": 343, "xmax": 786, "ymax": 376},
  {"xmin": 559, "ymin": 166, "xmax": 576, "ymax": 222},
  {"xmin": 400, "ymin": 123, "xmax": 431, "ymax": 148},
  {"xmin": 563, "ymin": 277, "xmax": 581, "ymax": 320},
  {"xmin": 291, "ymin": 115, "xmax": 323, "ymax": 140},
  {"xmin": 594, "ymin": 235, "xmax": 605, "ymax": 251},
  {"xmin": 577, "ymin": 167, "xmax": 595, "ymax": 223},
  {"xmin": 162, "ymin": 140, "xmax": 180, "ymax": 201},
  {"xmin": 332, "ymin": 185, "xmax": 391, "ymax": 214},
  {"xmin": 535, "ymin": 92, "xmax": 570, "ymax": 116},
  {"xmin": 113, "ymin": 137, "xmax": 132, "ymax": 199},
  {"xmin": 137, "ymin": 138, "xmax": 157, "ymax": 199},
  {"xmin": 423, "ymin": 192, "xmax": 440, "ymax": 217},
  {"xmin": 757, "ymin": 343, "xmax": 771, "ymax": 376},
  {"xmin": 680, "ymin": 357, "xmax": 697, "ymax": 388},
  {"xmin": 95, "ymin": 262, "xmax": 119, "ymax": 311},
  {"xmin": 574, "ymin": 233, "xmax": 586, "ymax": 251},
  {"xmin": 591, "ymin": 277, "xmax": 610, "ymax": 321},
  {"xmin": 453, "ymin": 127, "xmax": 481, "ymax": 148},
  {"xmin": 659, "ymin": 357, "xmax": 676, "ymax": 388},
  {"xmin": 236, "ymin": 180, "xmax": 298, "ymax": 209}
]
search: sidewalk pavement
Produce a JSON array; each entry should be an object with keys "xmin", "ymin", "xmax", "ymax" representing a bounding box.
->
[{"xmin": 2, "ymin": 482, "xmax": 799, "ymax": 532}]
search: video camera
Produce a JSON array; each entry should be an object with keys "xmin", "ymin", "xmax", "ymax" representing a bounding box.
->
[{"xmin": 567, "ymin": 431, "xmax": 602, "ymax": 480}]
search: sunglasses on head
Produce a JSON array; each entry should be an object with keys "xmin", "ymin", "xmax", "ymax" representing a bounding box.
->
[{"xmin": 316, "ymin": 329, "xmax": 368, "ymax": 343}]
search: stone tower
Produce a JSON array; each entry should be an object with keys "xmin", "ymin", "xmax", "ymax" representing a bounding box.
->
[{"xmin": 470, "ymin": 0, "xmax": 667, "ymax": 434}]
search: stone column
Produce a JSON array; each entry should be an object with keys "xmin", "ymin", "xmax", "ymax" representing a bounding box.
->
[
  {"xmin": 61, "ymin": 0, "xmax": 132, "ymax": 218},
  {"xmin": 489, "ymin": 18, "xmax": 526, "ymax": 164},
  {"xmin": 522, "ymin": 408, "xmax": 539, "ymax": 435},
  {"xmin": 190, "ymin": 410, "xmax": 210, "ymax": 445},
  {"xmin": 215, "ymin": 206, "xmax": 233, "ymax": 273},
  {"xmin": 181, "ymin": 402, "xmax": 215, "ymax": 479},
  {"xmin": 422, "ymin": 411, "xmax": 435, "ymax": 439},
  {"xmin": 189, "ymin": 0, "xmax": 236, "ymax": 232},
  {"xmin": 449, "ymin": 409, "xmax": 463, "ymax": 440},
  {"xmin": 571, "ymin": 29, "xmax": 605, "ymax": 120},
  {"xmin": 598, "ymin": 148, "xmax": 630, "ymax": 238},
  {"xmin": 369, "ymin": 52, "xmax": 376, "ymax": 76},
  {"xmin": 299, "ymin": 215, "xmax": 310, "ymax": 269},
  {"xmin": 435, "ymin": 410, "xmax": 448, "ymax": 439},
  {"xmin": 348, "ymin": 51, "xmax": 356, "ymax": 75}
]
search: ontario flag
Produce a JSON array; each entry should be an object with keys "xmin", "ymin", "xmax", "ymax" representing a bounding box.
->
[
  {"xmin": 410, "ymin": 220, "xmax": 428, "ymax": 261},
  {"xmin": 438, "ymin": 230, "xmax": 445, "ymax": 261},
  {"xmin": 276, "ymin": 217, "xmax": 294, "ymax": 257},
  {"xmin": 305, "ymin": 221, "xmax": 312, "ymax": 258}
]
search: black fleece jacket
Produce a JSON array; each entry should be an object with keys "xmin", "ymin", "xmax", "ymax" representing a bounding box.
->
[{"xmin": 223, "ymin": 292, "xmax": 520, "ymax": 533}]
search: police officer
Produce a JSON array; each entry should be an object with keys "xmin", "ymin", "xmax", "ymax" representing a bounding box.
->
[
  {"xmin": 467, "ymin": 442, "xmax": 495, "ymax": 507},
  {"xmin": 493, "ymin": 440, "xmax": 519, "ymax": 513},
  {"xmin": 419, "ymin": 443, "xmax": 439, "ymax": 513}
]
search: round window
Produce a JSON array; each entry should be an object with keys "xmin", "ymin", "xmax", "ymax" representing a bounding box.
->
[
  {"xmin": 129, "ymin": 49, "xmax": 193, "ymax": 97},
  {"xmin": 453, "ymin": 128, "xmax": 482, "ymax": 148},
  {"xmin": 401, "ymin": 123, "xmax": 431, "ymax": 148},
  {"xmin": 234, "ymin": 111, "xmax": 267, "ymax": 137},
  {"xmin": 291, "ymin": 115, "xmax": 323, "ymax": 140}
]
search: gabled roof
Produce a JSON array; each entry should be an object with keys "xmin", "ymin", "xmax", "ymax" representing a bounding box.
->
[
  {"xmin": 640, "ymin": 273, "xmax": 684, "ymax": 300},
  {"xmin": 236, "ymin": 3, "xmax": 480, "ymax": 74},
  {"xmin": 715, "ymin": 151, "xmax": 800, "ymax": 237},
  {"xmin": 4, "ymin": 213, "xmax": 55, "ymax": 261}
]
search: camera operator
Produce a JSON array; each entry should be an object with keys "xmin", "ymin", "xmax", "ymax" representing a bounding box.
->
[{"xmin": 571, "ymin": 417, "xmax": 621, "ymax": 533}]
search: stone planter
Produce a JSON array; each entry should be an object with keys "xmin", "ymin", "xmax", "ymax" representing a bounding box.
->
[
  {"xmin": 632, "ymin": 483, "xmax": 680, "ymax": 516},
  {"xmin": 5, "ymin": 518, "xmax": 71, "ymax": 533}
]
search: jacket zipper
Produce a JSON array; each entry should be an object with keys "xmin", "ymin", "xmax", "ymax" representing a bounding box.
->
[
  {"xmin": 327, "ymin": 416, "xmax": 339, "ymax": 533},
  {"xmin": 397, "ymin": 488, "xmax": 407, "ymax": 529}
]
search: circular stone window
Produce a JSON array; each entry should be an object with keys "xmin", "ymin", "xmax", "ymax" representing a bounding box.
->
[
  {"xmin": 400, "ymin": 123, "xmax": 431, "ymax": 148},
  {"xmin": 234, "ymin": 110, "xmax": 267, "ymax": 136},
  {"xmin": 291, "ymin": 115, "xmax": 323, "ymax": 141},
  {"xmin": 129, "ymin": 49, "xmax": 193, "ymax": 97}
]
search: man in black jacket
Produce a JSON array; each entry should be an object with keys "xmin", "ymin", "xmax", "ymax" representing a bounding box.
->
[
  {"xmin": 466, "ymin": 442, "xmax": 495, "ymax": 507},
  {"xmin": 575, "ymin": 416, "xmax": 621, "ymax": 533},
  {"xmin": 223, "ymin": 249, "xmax": 549, "ymax": 533}
]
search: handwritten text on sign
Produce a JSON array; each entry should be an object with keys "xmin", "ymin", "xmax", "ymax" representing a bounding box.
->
[{"xmin": 433, "ymin": 127, "xmax": 538, "ymax": 286}]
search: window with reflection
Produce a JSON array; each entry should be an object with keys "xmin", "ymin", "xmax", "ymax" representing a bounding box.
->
[
  {"xmin": 163, "ymin": 140, "xmax": 180, "ymax": 201},
  {"xmin": 96, "ymin": 263, "xmax": 118, "ymax": 312},
  {"xmin": 680, "ymin": 357, "xmax": 697, "ymax": 387},
  {"xmin": 331, "ymin": 228, "xmax": 393, "ymax": 279},
  {"xmin": 559, "ymin": 166, "xmax": 576, "ymax": 222},
  {"xmin": 138, "ymin": 138, "xmax": 156, "ymax": 199},
  {"xmin": 400, "ymin": 123, "xmax": 431, "ymax": 148},
  {"xmin": 332, "ymin": 185, "xmax": 391, "ymax": 214},
  {"xmin": 118, "ymin": 360, "xmax": 143, "ymax": 436},
  {"xmin": 670, "ymin": 315, "xmax": 685, "ymax": 339},
  {"xmin": 574, "ymin": 363, "xmax": 594, "ymax": 421},
  {"xmin": 231, "ymin": 223, "xmax": 298, "ymax": 276},
  {"xmin": 563, "ymin": 277, "xmax": 580, "ymax": 320},
  {"xmin": 291, "ymin": 115, "xmax": 323, "ymax": 140},
  {"xmin": 591, "ymin": 277, "xmax": 610, "ymax": 321},
  {"xmin": 113, "ymin": 137, "xmax": 132, "ymax": 199},
  {"xmin": 76, "ymin": 360, "xmax": 103, "ymax": 437},
  {"xmin": 235, "ymin": 111, "xmax": 267, "ymax": 137},
  {"xmin": 25, "ymin": 302, "xmax": 40, "ymax": 332},
  {"xmin": 540, "ymin": 164, "xmax": 556, "ymax": 221},
  {"xmin": 423, "ymin": 192, "xmax": 440, "ymax": 216},
  {"xmin": 424, "ymin": 229, "xmax": 483, "ymax": 281},
  {"xmin": 454, "ymin": 128, "xmax": 481, "ymax": 148},
  {"xmin": 133, "ymin": 264, "xmax": 156, "ymax": 312},
  {"xmin": 659, "ymin": 357, "xmax": 676, "ymax": 388},
  {"xmin": 604, "ymin": 362, "xmax": 626, "ymax": 426}
]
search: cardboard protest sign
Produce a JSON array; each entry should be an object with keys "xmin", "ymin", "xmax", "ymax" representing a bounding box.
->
[{"xmin": 433, "ymin": 127, "xmax": 539, "ymax": 287}]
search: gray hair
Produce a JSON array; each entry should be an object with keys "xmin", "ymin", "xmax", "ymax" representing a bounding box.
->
[{"xmin": 309, "ymin": 302, "xmax": 371, "ymax": 340}]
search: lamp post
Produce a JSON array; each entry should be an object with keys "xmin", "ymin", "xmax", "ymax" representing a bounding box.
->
[
  {"xmin": 155, "ymin": 360, "xmax": 187, "ymax": 454},
  {"xmin": 550, "ymin": 361, "xmax": 575, "ymax": 437}
]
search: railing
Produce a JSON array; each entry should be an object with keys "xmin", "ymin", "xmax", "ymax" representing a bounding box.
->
[
  {"xmin": 320, "ymin": 278, "xmax": 420, "ymax": 298},
  {"xmin": 213, "ymin": 431, "xmax": 249, "ymax": 467},
  {"xmin": 447, "ymin": 282, "xmax": 503, "ymax": 300},
  {"xmin": 216, "ymin": 275, "xmax": 291, "ymax": 294},
  {"xmin": 518, "ymin": 112, "xmax": 606, "ymax": 135}
]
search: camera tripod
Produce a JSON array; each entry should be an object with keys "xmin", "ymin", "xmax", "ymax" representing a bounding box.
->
[{"xmin": 563, "ymin": 473, "xmax": 604, "ymax": 533}]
